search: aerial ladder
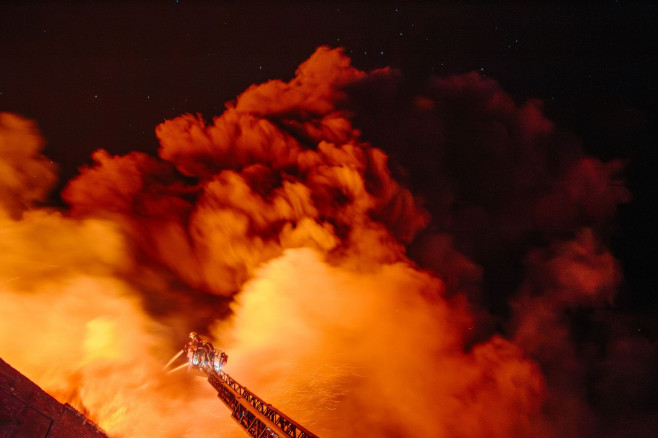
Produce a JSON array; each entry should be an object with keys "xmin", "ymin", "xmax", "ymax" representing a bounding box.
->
[{"xmin": 170, "ymin": 332, "xmax": 319, "ymax": 438}]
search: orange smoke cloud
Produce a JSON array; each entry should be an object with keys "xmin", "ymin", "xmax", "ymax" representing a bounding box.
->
[
  {"xmin": 64, "ymin": 47, "xmax": 428, "ymax": 296},
  {"xmin": 0, "ymin": 113, "xmax": 57, "ymax": 218},
  {"xmin": 213, "ymin": 248, "xmax": 548, "ymax": 437},
  {"xmin": 0, "ymin": 114, "xmax": 235, "ymax": 437},
  {"xmin": 1, "ymin": 46, "xmax": 653, "ymax": 438}
]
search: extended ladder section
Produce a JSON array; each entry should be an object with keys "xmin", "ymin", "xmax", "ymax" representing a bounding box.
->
[{"xmin": 203, "ymin": 367, "xmax": 319, "ymax": 438}]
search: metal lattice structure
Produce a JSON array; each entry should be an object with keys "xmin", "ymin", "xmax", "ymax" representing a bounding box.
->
[
  {"xmin": 205, "ymin": 369, "xmax": 318, "ymax": 438},
  {"xmin": 183, "ymin": 334, "xmax": 319, "ymax": 438},
  {"xmin": 182, "ymin": 333, "xmax": 318, "ymax": 438}
]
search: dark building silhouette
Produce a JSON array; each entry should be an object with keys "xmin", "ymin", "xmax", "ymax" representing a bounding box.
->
[{"xmin": 0, "ymin": 358, "xmax": 108, "ymax": 438}]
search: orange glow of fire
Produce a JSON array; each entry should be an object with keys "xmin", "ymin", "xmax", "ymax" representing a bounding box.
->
[{"xmin": 0, "ymin": 46, "xmax": 633, "ymax": 437}]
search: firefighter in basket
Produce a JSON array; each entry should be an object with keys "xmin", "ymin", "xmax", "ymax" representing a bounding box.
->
[{"xmin": 186, "ymin": 332, "xmax": 228, "ymax": 373}]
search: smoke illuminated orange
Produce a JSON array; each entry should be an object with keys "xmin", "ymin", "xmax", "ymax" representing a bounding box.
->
[{"xmin": 0, "ymin": 47, "xmax": 638, "ymax": 437}]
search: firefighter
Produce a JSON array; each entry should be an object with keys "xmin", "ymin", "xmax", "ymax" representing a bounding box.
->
[
  {"xmin": 203, "ymin": 339, "xmax": 214, "ymax": 352},
  {"xmin": 189, "ymin": 331, "xmax": 201, "ymax": 344},
  {"xmin": 186, "ymin": 332, "xmax": 204, "ymax": 366},
  {"xmin": 187, "ymin": 332, "xmax": 202, "ymax": 353}
]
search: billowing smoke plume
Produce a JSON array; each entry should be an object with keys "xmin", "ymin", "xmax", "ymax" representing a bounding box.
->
[
  {"xmin": 0, "ymin": 113, "xmax": 57, "ymax": 218},
  {"xmin": 1, "ymin": 47, "xmax": 655, "ymax": 437},
  {"xmin": 0, "ymin": 113, "xmax": 231, "ymax": 436}
]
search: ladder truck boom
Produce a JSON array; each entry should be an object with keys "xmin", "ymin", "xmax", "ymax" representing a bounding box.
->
[
  {"xmin": 208, "ymin": 369, "xmax": 318, "ymax": 438},
  {"xmin": 184, "ymin": 333, "xmax": 319, "ymax": 438}
]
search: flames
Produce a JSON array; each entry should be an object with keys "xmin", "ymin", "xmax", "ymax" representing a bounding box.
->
[{"xmin": 0, "ymin": 47, "xmax": 653, "ymax": 437}]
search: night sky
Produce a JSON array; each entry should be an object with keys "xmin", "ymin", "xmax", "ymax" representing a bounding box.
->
[
  {"xmin": 2, "ymin": 1, "xmax": 655, "ymax": 310},
  {"xmin": 2, "ymin": 2, "xmax": 658, "ymax": 436}
]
